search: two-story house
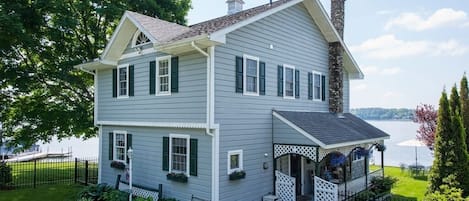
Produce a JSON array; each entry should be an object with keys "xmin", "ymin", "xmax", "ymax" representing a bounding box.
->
[{"xmin": 77, "ymin": 0, "xmax": 389, "ymax": 200}]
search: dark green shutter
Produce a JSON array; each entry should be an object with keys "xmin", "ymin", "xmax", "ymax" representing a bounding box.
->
[
  {"xmin": 129, "ymin": 65, "xmax": 134, "ymax": 96},
  {"xmin": 295, "ymin": 70, "xmax": 300, "ymax": 99},
  {"xmin": 112, "ymin": 69, "xmax": 117, "ymax": 97},
  {"xmin": 259, "ymin": 61, "xmax": 266, "ymax": 95},
  {"xmin": 190, "ymin": 139, "xmax": 198, "ymax": 176},
  {"xmin": 108, "ymin": 132, "xmax": 113, "ymax": 160},
  {"xmin": 235, "ymin": 56, "xmax": 243, "ymax": 93},
  {"xmin": 277, "ymin": 65, "xmax": 283, "ymax": 97},
  {"xmin": 162, "ymin": 137, "xmax": 169, "ymax": 171},
  {"xmin": 321, "ymin": 75, "xmax": 326, "ymax": 101},
  {"xmin": 308, "ymin": 72, "xmax": 313, "ymax": 100},
  {"xmin": 149, "ymin": 61, "xmax": 156, "ymax": 94},
  {"xmin": 126, "ymin": 134, "xmax": 132, "ymax": 163},
  {"xmin": 171, "ymin": 57, "xmax": 179, "ymax": 93}
]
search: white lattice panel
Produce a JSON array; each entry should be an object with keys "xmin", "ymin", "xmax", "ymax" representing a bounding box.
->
[
  {"xmin": 314, "ymin": 176, "xmax": 338, "ymax": 201},
  {"xmin": 119, "ymin": 182, "xmax": 159, "ymax": 201},
  {"xmin": 274, "ymin": 144, "xmax": 317, "ymax": 161},
  {"xmin": 275, "ymin": 170, "xmax": 295, "ymax": 201},
  {"xmin": 318, "ymin": 144, "xmax": 370, "ymax": 162}
]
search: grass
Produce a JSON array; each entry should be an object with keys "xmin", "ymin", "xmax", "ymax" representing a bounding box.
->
[
  {"xmin": 372, "ymin": 165, "xmax": 428, "ymax": 201},
  {"xmin": 0, "ymin": 184, "xmax": 83, "ymax": 201}
]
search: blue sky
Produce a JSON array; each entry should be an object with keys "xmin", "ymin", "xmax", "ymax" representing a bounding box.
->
[{"xmin": 187, "ymin": 0, "xmax": 469, "ymax": 109}]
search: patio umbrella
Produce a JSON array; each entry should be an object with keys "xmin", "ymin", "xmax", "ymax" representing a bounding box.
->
[{"xmin": 397, "ymin": 139, "xmax": 426, "ymax": 166}]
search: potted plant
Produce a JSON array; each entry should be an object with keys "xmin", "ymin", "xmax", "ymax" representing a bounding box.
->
[
  {"xmin": 376, "ymin": 144, "xmax": 386, "ymax": 152},
  {"xmin": 229, "ymin": 170, "xmax": 246, "ymax": 181},
  {"xmin": 166, "ymin": 172, "xmax": 188, "ymax": 183},
  {"xmin": 110, "ymin": 161, "xmax": 126, "ymax": 170}
]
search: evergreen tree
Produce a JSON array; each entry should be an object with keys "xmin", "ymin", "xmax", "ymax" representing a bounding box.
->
[
  {"xmin": 460, "ymin": 74, "xmax": 469, "ymax": 153},
  {"xmin": 449, "ymin": 85, "xmax": 461, "ymax": 116}
]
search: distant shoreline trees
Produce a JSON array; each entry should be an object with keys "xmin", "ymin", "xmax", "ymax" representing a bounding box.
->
[{"xmin": 351, "ymin": 108, "xmax": 414, "ymax": 120}]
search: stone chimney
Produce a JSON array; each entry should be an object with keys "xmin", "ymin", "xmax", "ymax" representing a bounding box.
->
[
  {"xmin": 226, "ymin": 0, "xmax": 244, "ymax": 15},
  {"xmin": 329, "ymin": 0, "xmax": 345, "ymax": 114}
]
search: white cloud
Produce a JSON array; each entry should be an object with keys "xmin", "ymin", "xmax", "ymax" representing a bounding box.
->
[
  {"xmin": 385, "ymin": 8, "xmax": 468, "ymax": 31},
  {"xmin": 361, "ymin": 65, "xmax": 401, "ymax": 75},
  {"xmin": 376, "ymin": 10, "xmax": 395, "ymax": 15},
  {"xmin": 381, "ymin": 67, "xmax": 401, "ymax": 75},
  {"xmin": 383, "ymin": 91, "xmax": 400, "ymax": 98},
  {"xmin": 463, "ymin": 22, "xmax": 469, "ymax": 27},
  {"xmin": 350, "ymin": 34, "xmax": 468, "ymax": 59},
  {"xmin": 353, "ymin": 83, "xmax": 368, "ymax": 91}
]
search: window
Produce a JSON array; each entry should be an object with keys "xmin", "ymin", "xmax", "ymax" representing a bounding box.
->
[
  {"xmin": 157, "ymin": 56, "xmax": 171, "ymax": 95},
  {"xmin": 118, "ymin": 65, "xmax": 129, "ymax": 97},
  {"xmin": 113, "ymin": 131, "xmax": 127, "ymax": 162},
  {"xmin": 352, "ymin": 149, "xmax": 365, "ymax": 162},
  {"xmin": 169, "ymin": 134, "xmax": 190, "ymax": 175},
  {"xmin": 243, "ymin": 55, "xmax": 259, "ymax": 95},
  {"xmin": 227, "ymin": 150, "xmax": 243, "ymax": 174},
  {"xmin": 284, "ymin": 65, "xmax": 295, "ymax": 98},
  {"xmin": 132, "ymin": 30, "xmax": 150, "ymax": 47},
  {"xmin": 313, "ymin": 72, "xmax": 322, "ymax": 100}
]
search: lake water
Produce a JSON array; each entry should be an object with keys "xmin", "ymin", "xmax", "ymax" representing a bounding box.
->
[
  {"xmin": 368, "ymin": 120, "xmax": 434, "ymax": 167},
  {"xmin": 37, "ymin": 121, "xmax": 433, "ymax": 166}
]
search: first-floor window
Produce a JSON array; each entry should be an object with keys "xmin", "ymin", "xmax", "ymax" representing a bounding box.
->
[
  {"xmin": 170, "ymin": 134, "xmax": 190, "ymax": 174},
  {"xmin": 227, "ymin": 150, "xmax": 243, "ymax": 174},
  {"xmin": 284, "ymin": 65, "xmax": 295, "ymax": 98},
  {"xmin": 114, "ymin": 131, "xmax": 127, "ymax": 162}
]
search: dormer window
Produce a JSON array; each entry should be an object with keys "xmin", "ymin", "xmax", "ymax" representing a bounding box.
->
[{"xmin": 132, "ymin": 30, "xmax": 150, "ymax": 47}]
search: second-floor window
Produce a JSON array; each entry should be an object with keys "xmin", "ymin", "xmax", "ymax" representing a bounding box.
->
[
  {"xmin": 243, "ymin": 55, "xmax": 259, "ymax": 95},
  {"xmin": 118, "ymin": 65, "xmax": 129, "ymax": 97},
  {"xmin": 284, "ymin": 65, "xmax": 295, "ymax": 98},
  {"xmin": 313, "ymin": 72, "xmax": 322, "ymax": 100},
  {"xmin": 157, "ymin": 56, "xmax": 171, "ymax": 95}
]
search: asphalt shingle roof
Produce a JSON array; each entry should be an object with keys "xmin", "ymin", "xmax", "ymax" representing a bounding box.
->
[{"xmin": 275, "ymin": 111, "xmax": 389, "ymax": 146}]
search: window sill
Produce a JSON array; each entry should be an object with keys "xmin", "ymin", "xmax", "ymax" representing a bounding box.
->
[
  {"xmin": 243, "ymin": 92, "xmax": 259, "ymax": 96},
  {"xmin": 117, "ymin": 96, "xmax": 129, "ymax": 99},
  {"xmin": 283, "ymin": 96, "xmax": 295, "ymax": 100},
  {"xmin": 156, "ymin": 92, "xmax": 171, "ymax": 96}
]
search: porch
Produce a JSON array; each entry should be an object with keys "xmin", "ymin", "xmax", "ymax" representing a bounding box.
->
[{"xmin": 272, "ymin": 110, "xmax": 389, "ymax": 201}]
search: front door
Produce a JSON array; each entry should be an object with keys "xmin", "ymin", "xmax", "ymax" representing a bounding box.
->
[{"xmin": 290, "ymin": 154, "xmax": 302, "ymax": 195}]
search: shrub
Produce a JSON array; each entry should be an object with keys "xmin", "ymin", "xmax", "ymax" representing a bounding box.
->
[
  {"xmin": 0, "ymin": 161, "xmax": 13, "ymax": 189},
  {"xmin": 134, "ymin": 197, "xmax": 154, "ymax": 201},
  {"xmin": 425, "ymin": 185, "xmax": 467, "ymax": 201},
  {"xmin": 78, "ymin": 183, "xmax": 128, "ymax": 201},
  {"xmin": 102, "ymin": 189, "xmax": 128, "ymax": 201},
  {"xmin": 370, "ymin": 176, "xmax": 398, "ymax": 194},
  {"xmin": 159, "ymin": 198, "xmax": 177, "ymax": 201}
]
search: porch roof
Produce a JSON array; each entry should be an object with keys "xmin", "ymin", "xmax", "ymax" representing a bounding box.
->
[{"xmin": 273, "ymin": 111, "xmax": 389, "ymax": 149}]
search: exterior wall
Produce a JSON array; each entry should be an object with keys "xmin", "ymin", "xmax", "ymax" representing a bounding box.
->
[
  {"xmin": 96, "ymin": 50, "xmax": 207, "ymax": 123},
  {"xmin": 100, "ymin": 126, "xmax": 212, "ymax": 200},
  {"xmin": 343, "ymin": 71, "xmax": 350, "ymax": 112},
  {"xmin": 273, "ymin": 117, "xmax": 318, "ymax": 146},
  {"xmin": 214, "ymin": 3, "xmax": 345, "ymax": 200}
]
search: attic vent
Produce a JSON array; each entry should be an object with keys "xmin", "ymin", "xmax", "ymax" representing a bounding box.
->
[{"xmin": 132, "ymin": 30, "xmax": 150, "ymax": 47}]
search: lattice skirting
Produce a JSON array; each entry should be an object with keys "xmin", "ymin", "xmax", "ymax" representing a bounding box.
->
[
  {"xmin": 118, "ymin": 182, "xmax": 159, "ymax": 201},
  {"xmin": 314, "ymin": 176, "xmax": 338, "ymax": 201},
  {"xmin": 274, "ymin": 144, "xmax": 317, "ymax": 161}
]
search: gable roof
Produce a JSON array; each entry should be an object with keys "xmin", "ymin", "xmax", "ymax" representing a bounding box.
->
[
  {"xmin": 94, "ymin": 0, "xmax": 363, "ymax": 79},
  {"xmin": 273, "ymin": 110, "xmax": 389, "ymax": 149}
]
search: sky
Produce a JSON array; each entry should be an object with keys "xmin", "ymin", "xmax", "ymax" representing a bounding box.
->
[{"xmin": 187, "ymin": 0, "xmax": 469, "ymax": 109}]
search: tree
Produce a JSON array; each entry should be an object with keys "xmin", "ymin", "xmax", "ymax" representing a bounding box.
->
[
  {"xmin": 428, "ymin": 88, "xmax": 469, "ymax": 195},
  {"xmin": 413, "ymin": 104, "xmax": 437, "ymax": 150},
  {"xmin": 0, "ymin": 0, "xmax": 191, "ymax": 148},
  {"xmin": 460, "ymin": 74, "xmax": 469, "ymax": 153}
]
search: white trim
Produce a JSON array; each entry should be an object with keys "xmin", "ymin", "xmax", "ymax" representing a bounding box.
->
[
  {"xmin": 227, "ymin": 149, "xmax": 244, "ymax": 174},
  {"xmin": 209, "ymin": 46, "xmax": 215, "ymax": 127},
  {"xmin": 273, "ymin": 111, "xmax": 389, "ymax": 149},
  {"xmin": 212, "ymin": 128, "xmax": 220, "ymax": 201},
  {"xmin": 283, "ymin": 64, "xmax": 295, "ymax": 99},
  {"xmin": 131, "ymin": 30, "xmax": 151, "ymax": 48},
  {"xmin": 169, "ymin": 134, "xmax": 191, "ymax": 176},
  {"xmin": 97, "ymin": 121, "xmax": 208, "ymax": 129},
  {"xmin": 113, "ymin": 130, "xmax": 128, "ymax": 163},
  {"xmin": 98, "ymin": 125, "xmax": 103, "ymax": 184},
  {"xmin": 120, "ymin": 48, "xmax": 156, "ymax": 60},
  {"xmin": 288, "ymin": 154, "xmax": 291, "ymax": 176},
  {"xmin": 312, "ymin": 71, "xmax": 322, "ymax": 101},
  {"xmin": 243, "ymin": 54, "xmax": 260, "ymax": 96},
  {"xmin": 94, "ymin": 70, "xmax": 98, "ymax": 126},
  {"xmin": 301, "ymin": 157, "xmax": 305, "ymax": 194},
  {"xmin": 117, "ymin": 64, "xmax": 129, "ymax": 98},
  {"xmin": 156, "ymin": 56, "xmax": 172, "ymax": 96}
]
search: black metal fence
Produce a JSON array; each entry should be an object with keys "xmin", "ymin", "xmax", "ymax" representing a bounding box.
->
[
  {"xmin": 339, "ymin": 190, "xmax": 416, "ymax": 201},
  {"xmin": 3, "ymin": 157, "xmax": 98, "ymax": 189}
]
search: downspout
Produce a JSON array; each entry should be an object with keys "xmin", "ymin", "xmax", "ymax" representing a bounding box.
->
[{"xmin": 191, "ymin": 41, "xmax": 219, "ymax": 201}]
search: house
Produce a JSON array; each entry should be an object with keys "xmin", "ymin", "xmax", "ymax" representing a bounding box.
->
[{"xmin": 76, "ymin": 0, "xmax": 390, "ymax": 200}]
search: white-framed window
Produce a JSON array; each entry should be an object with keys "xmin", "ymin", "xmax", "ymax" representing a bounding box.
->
[
  {"xmin": 283, "ymin": 65, "xmax": 295, "ymax": 99},
  {"xmin": 313, "ymin": 71, "xmax": 322, "ymax": 101},
  {"xmin": 227, "ymin": 150, "xmax": 243, "ymax": 174},
  {"xmin": 243, "ymin": 54, "xmax": 259, "ymax": 96},
  {"xmin": 352, "ymin": 149, "xmax": 365, "ymax": 162},
  {"xmin": 157, "ymin": 56, "xmax": 171, "ymax": 95},
  {"xmin": 118, "ymin": 64, "xmax": 129, "ymax": 98},
  {"xmin": 169, "ymin": 134, "xmax": 190, "ymax": 175},
  {"xmin": 113, "ymin": 130, "xmax": 127, "ymax": 163},
  {"xmin": 132, "ymin": 30, "xmax": 151, "ymax": 47}
]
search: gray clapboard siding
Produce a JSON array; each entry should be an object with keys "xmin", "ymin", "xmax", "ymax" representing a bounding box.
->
[
  {"xmin": 100, "ymin": 126, "xmax": 212, "ymax": 201},
  {"xmin": 273, "ymin": 117, "xmax": 318, "ymax": 146},
  {"xmin": 214, "ymin": 3, "xmax": 337, "ymax": 200},
  {"xmin": 97, "ymin": 51, "xmax": 207, "ymax": 123}
]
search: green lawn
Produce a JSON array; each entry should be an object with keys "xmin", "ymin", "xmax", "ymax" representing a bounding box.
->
[
  {"xmin": 373, "ymin": 166, "xmax": 428, "ymax": 201},
  {"xmin": 0, "ymin": 184, "xmax": 83, "ymax": 201}
]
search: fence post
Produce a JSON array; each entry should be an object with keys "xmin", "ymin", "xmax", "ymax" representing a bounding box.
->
[
  {"xmin": 74, "ymin": 158, "xmax": 78, "ymax": 184},
  {"xmin": 85, "ymin": 160, "xmax": 89, "ymax": 185},
  {"xmin": 33, "ymin": 159, "xmax": 37, "ymax": 188}
]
